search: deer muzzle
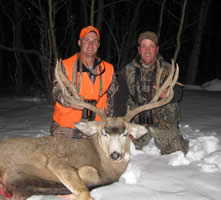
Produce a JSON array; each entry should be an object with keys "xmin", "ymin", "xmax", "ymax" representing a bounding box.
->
[{"xmin": 110, "ymin": 151, "xmax": 123, "ymax": 160}]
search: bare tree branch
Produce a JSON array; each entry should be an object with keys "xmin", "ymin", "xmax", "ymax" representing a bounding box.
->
[{"xmin": 0, "ymin": 44, "xmax": 41, "ymax": 57}]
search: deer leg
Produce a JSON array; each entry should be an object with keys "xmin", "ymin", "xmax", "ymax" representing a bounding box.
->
[
  {"xmin": 2, "ymin": 170, "xmax": 32, "ymax": 200},
  {"xmin": 78, "ymin": 166, "xmax": 101, "ymax": 186},
  {"xmin": 48, "ymin": 158, "xmax": 92, "ymax": 200}
]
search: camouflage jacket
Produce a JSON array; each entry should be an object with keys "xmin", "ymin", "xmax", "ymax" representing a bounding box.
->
[{"xmin": 123, "ymin": 55, "xmax": 182, "ymax": 129}]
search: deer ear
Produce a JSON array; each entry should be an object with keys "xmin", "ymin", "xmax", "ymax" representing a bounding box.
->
[
  {"xmin": 127, "ymin": 123, "xmax": 148, "ymax": 139},
  {"xmin": 74, "ymin": 121, "xmax": 104, "ymax": 136}
]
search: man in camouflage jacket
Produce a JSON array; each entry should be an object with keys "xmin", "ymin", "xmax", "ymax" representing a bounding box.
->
[{"xmin": 123, "ymin": 31, "xmax": 189, "ymax": 154}]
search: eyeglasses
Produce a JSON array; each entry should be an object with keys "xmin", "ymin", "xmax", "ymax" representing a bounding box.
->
[{"xmin": 81, "ymin": 38, "xmax": 99, "ymax": 45}]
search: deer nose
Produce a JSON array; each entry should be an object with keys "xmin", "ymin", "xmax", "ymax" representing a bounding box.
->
[{"xmin": 110, "ymin": 151, "xmax": 121, "ymax": 160}]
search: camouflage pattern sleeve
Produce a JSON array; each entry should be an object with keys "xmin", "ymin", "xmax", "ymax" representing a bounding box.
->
[
  {"xmin": 106, "ymin": 72, "xmax": 118, "ymax": 117},
  {"xmin": 124, "ymin": 63, "xmax": 136, "ymax": 98},
  {"xmin": 52, "ymin": 79, "xmax": 72, "ymax": 107},
  {"xmin": 124, "ymin": 61, "xmax": 147, "ymax": 105}
]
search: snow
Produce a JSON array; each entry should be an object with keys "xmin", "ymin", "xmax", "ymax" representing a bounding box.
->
[{"xmin": 0, "ymin": 79, "xmax": 221, "ymax": 200}]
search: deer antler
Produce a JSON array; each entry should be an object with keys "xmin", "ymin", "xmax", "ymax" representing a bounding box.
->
[
  {"xmin": 124, "ymin": 59, "xmax": 179, "ymax": 122},
  {"xmin": 55, "ymin": 59, "xmax": 107, "ymax": 120}
]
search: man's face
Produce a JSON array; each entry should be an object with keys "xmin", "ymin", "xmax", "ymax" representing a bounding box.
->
[
  {"xmin": 78, "ymin": 32, "xmax": 100, "ymax": 57},
  {"xmin": 138, "ymin": 39, "xmax": 159, "ymax": 65}
]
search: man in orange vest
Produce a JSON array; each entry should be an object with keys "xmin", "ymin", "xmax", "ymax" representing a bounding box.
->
[{"xmin": 50, "ymin": 26, "xmax": 118, "ymax": 138}]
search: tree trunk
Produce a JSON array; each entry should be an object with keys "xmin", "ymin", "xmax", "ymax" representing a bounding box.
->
[
  {"xmin": 80, "ymin": 0, "xmax": 89, "ymax": 27},
  {"xmin": 157, "ymin": 0, "xmax": 167, "ymax": 40},
  {"xmin": 96, "ymin": 0, "xmax": 104, "ymax": 30},
  {"xmin": 47, "ymin": 0, "xmax": 58, "ymax": 103},
  {"xmin": 90, "ymin": 0, "xmax": 95, "ymax": 26},
  {"xmin": 118, "ymin": 0, "xmax": 144, "ymax": 69},
  {"xmin": 14, "ymin": 0, "xmax": 24, "ymax": 95},
  {"xmin": 102, "ymin": 3, "xmax": 117, "ymax": 61},
  {"xmin": 185, "ymin": 0, "xmax": 211, "ymax": 84},
  {"xmin": 0, "ymin": 12, "xmax": 4, "ymax": 86},
  {"xmin": 173, "ymin": 0, "xmax": 188, "ymax": 63},
  {"xmin": 63, "ymin": 0, "xmax": 77, "ymax": 57}
]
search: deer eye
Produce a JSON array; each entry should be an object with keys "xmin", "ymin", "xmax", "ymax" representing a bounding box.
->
[
  {"xmin": 101, "ymin": 129, "xmax": 108, "ymax": 136},
  {"xmin": 122, "ymin": 130, "xmax": 128, "ymax": 137}
]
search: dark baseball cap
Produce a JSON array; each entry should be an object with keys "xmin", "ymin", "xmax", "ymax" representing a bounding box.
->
[{"xmin": 138, "ymin": 31, "xmax": 158, "ymax": 45}]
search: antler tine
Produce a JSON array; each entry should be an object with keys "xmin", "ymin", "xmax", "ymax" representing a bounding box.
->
[
  {"xmin": 55, "ymin": 59, "xmax": 81, "ymax": 100},
  {"xmin": 124, "ymin": 60, "xmax": 179, "ymax": 122},
  {"xmin": 55, "ymin": 59, "xmax": 107, "ymax": 120},
  {"xmin": 150, "ymin": 59, "xmax": 176, "ymax": 103}
]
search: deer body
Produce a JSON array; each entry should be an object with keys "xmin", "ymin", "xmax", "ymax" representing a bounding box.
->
[{"xmin": 0, "ymin": 118, "xmax": 146, "ymax": 200}]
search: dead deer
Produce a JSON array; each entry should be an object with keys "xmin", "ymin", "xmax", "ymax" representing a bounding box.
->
[{"xmin": 0, "ymin": 60, "xmax": 179, "ymax": 200}]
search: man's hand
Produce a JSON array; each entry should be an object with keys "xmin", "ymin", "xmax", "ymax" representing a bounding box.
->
[
  {"xmin": 153, "ymin": 85, "xmax": 168, "ymax": 98},
  {"xmin": 70, "ymin": 105, "xmax": 83, "ymax": 110},
  {"xmin": 61, "ymin": 95, "xmax": 83, "ymax": 110}
]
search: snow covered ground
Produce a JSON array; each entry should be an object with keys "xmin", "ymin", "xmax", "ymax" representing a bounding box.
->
[{"xmin": 0, "ymin": 79, "xmax": 221, "ymax": 200}]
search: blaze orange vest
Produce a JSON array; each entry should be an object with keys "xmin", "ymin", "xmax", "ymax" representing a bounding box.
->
[{"xmin": 53, "ymin": 53, "xmax": 114, "ymax": 128}]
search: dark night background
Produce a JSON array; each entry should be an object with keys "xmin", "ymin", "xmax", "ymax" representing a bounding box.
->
[{"xmin": 0, "ymin": 0, "xmax": 220, "ymax": 100}]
